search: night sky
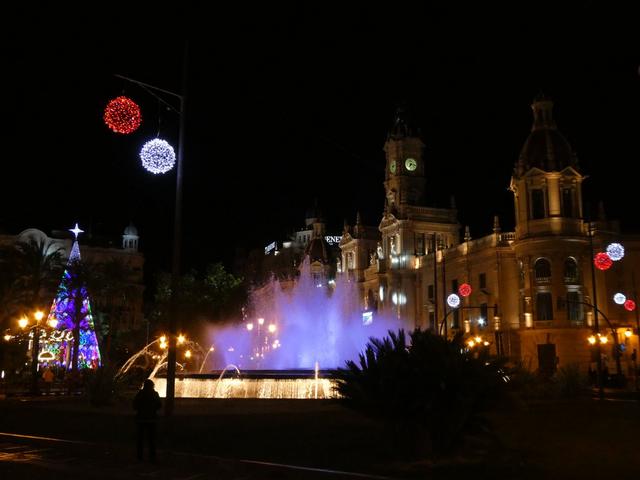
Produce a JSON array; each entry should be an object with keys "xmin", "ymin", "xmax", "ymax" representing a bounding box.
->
[{"xmin": 3, "ymin": 3, "xmax": 640, "ymax": 277}]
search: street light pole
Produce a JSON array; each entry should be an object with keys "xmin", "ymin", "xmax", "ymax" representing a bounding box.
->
[
  {"xmin": 588, "ymin": 222, "xmax": 605, "ymax": 400},
  {"xmin": 113, "ymin": 42, "xmax": 188, "ymax": 417},
  {"xmin": 30, "ymin": 311, "xmax": 44, "ymax": 394}
]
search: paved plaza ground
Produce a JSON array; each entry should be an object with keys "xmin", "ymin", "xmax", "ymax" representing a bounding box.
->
[{"xmin": 0, "ymin": 394, "xmax": 639, "ymax": 479}]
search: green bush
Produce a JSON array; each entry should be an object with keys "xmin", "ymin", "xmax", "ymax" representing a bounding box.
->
[
  {"xmin": 332, "ymin": 329, "xmax": 508, "ymax": 457},
  {"xmin": 555, "ymin": 363, "xmax": 589, "ymax": 398}
]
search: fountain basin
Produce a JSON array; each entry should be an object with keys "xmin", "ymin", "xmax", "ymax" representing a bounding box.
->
[{"xmin": 152, "ymin": 370, "xmax": 340, "ymax": 399}]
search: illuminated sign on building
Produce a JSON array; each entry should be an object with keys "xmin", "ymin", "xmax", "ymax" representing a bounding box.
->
[
  {"xmin": 264, "ymin": 241, "xmax": 277, "ymax": 255},
  {"xmin": 325, "ymin": 235, "xmax": 342, "ymax": 245},
  {"xmin": 362, "ymin": 311, "xmax": 373, "ymax": 326}
]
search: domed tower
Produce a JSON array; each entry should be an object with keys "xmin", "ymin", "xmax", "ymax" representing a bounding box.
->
[
  {"xmin": 510, "ymin": 94, "xmax": 585, "ymax": 239},
  {"xmin": 122, "ymin": 222, "xmax": 139, "ymax": 252},
  {"xmin": 383, "ymin": 106, "xmax": 426, "ymax": 214},
  {"xmin": 511, "ymin": 96, "xmax": 591, "ymax": 372}
]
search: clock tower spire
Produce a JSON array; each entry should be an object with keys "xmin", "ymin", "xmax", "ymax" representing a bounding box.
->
[{"xmin": 383, "ymin": 105, "xmax": 426, "ymax": 213}]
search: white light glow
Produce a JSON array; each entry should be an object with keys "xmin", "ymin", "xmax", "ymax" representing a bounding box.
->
[
  {"xmin": 606, "ymin": 243, "xmax": 625, "ymax": 261},
  {"xmin": 477, "ymin": 317, "xmax": 485, "ymax": 326},
  {"xmin": 257, "ymin": 318, "xmax": 264, "ymax": 325},
  {"xmin": 268, "ymin": 324, "xmax": 277, "ymax": 333},
  {"xmin": 140, "ymin": 138, "xmax": 176, "ymax": 174},
  {"xmin": 447, "ymin": 293, "xmax": 461, "ymax": 308},
  {"xmin": 614, "ymin": 293, "xmax": 626, "ymax": 305},
  {"xmin": 246, "ymin": 323, "xmax": 254, "ymax": 331},
  {"xmin": 362, "ymin": 311, "xmax": 373, "ymax": 326}
]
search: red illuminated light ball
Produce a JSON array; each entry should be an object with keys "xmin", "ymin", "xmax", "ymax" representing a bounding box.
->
[
  {"xmin": 458, "ymin": 283, "xmax": 472, "ymax": 297},
  {"xmin": 104, "ymin": 96, "xmax": 142, "ymax": 134},
  {"xmin": 624, "ymin": 299, "xmax": 636, "ymax": 312},
  {"xmin": 594, "ymin": 252, "xmax": 613, "ymax": 271}
]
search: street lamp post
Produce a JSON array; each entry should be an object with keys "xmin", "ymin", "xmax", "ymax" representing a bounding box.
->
[
  {"xmin": 113, "ymin": 42, "xmax": 188, "ymax": 417},
  {"xmin": 29, "ymin": 310, "xmax": 45, "ymax": 394},
  {"xmin": 587, "ymin": 222, "xmax": 605, "ymax": 400}
]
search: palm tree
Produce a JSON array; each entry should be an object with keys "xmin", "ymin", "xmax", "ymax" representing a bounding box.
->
[{"xmin": 8, "ymin": 237, "xmax": 64, "ymax": 391}]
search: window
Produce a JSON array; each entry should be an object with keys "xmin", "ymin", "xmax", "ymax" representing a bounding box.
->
[
  {"xmin": 567, "ymin": 291, "xmax": 582, "ymax": 322},
  {"xmin": 562, "ymin": 188, "xmax": 574, "ymax": 217},
  {"xmin": 534, "ymin": 258, "xmax": 552, "ymax": 282},
  {"xmin": 479, "ymin": 273, "xmax": 487, "ymax": 289},
  {"xmin": 429, "ymin": 311, "xmax": 436, "ymax": 330},
  {"xmin": 536, "ymin": 292, "xmax": 553, "ymax": 320},
  {"xmin": 480, "ymin": 303, "xmax": 488, "ymax": 325},
  {"xmin": 415, "ymin": 233, "xmax": 425, "ymax": 255},
  {"xmin": 564, "ymin": 257, "xmax": 578, "ymax": 283},
  {"xmin": 531, "ymin": 189, "xmax": 546, "ymax": 219},
  {"xmin": 427, "ymin": 285, "xmax": 434, "ymax": 301}
]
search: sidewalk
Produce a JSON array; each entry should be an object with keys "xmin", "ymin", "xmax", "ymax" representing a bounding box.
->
[{"xmin": 0, "ymin": 432, "xmax": 397, "ymax": 480}]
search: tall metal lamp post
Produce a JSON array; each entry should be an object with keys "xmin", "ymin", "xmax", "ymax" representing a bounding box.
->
[
  {"xmin": 587, "ymin": 221, "xmax": 605, "ymax": 400},
  {"xmin": 113, "ymin": 44, "xmax": 188, "ymax": 417}
]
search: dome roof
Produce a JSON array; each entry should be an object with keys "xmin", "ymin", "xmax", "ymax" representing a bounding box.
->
[
  {"xmin": 124, "ymin": 222, "xmax": 138, "ymax": 236},
  {"xmin": 515, "ymin": 96, "xmax": 579, "ymax": 177}
]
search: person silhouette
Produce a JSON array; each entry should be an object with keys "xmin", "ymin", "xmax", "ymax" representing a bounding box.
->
[{"xmin": 133, "ymin": 379, "xmax": 162, "ymax": 462}]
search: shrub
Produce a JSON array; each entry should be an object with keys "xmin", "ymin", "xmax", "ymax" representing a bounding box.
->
[{"xmin": 332, "ymin": 329, "xmax": 507, "ymax": 457}]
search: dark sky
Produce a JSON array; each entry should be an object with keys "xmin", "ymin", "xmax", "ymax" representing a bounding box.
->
[{"xmin": 3, "ymin": 2, "xmax": 640, "ymax": 276}]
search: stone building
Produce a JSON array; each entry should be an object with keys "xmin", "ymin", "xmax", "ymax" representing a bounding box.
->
[{"xmin": 342, "ymin": 97, "xmax": 640, "ymax": 376}]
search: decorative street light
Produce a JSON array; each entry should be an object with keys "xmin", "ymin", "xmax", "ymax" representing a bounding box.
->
[
  {"xmin": 109, "ymin": 42, "xmax": 188, "ymax": 417},
  {"xmin": 17, "ymin": 309, "xmax": 46, "ymax": 394}
]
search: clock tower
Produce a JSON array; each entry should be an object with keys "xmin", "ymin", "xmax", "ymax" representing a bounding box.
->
[{"xmin": 384, "ymin": 106, "xmax": 426, "ymax": 213}]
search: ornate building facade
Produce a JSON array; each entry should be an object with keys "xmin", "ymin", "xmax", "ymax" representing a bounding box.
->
[{"xmin": 342, "ymin": 97, "xmax": 640, "ymax": 375}]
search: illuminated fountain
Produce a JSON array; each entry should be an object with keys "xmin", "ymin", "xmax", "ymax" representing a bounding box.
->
[{"xmin": 151, "ymin": 259, "xmax": 401, "ymax": 399}]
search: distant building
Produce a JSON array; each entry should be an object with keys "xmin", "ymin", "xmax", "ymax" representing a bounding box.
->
[
  {"xmin": 342, "ymin": 97, "xmax": 640, "ymax": 376},
  {"xmin": 247, "ymin": 201, "xmax": 342, "ymax": 287},
  {"xmin": 0, "ymin": 223, "xmax": 145, "ymax": 332}
]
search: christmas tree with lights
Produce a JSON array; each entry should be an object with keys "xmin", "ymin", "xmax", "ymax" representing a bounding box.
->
[{"xmin": 46, "ymin": 224, "xmax": 101, "ymax": 370}]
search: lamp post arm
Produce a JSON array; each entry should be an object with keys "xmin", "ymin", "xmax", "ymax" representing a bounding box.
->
[
  {"xmin": 565, "ymin": 299, "xmax": 617, "ymax": 337},
  {"xmin": 113, "ymin": 74, "xmax": 182, "ymax": 114}
]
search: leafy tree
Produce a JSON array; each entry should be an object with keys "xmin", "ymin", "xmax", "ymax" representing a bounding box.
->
[
  {"xmin": 149, "ymin": 262, "xmax": 244, "ymax": 330},
  {"xmin": 333, "ymin": 329, "xmax": 507, "ymax": 457}
]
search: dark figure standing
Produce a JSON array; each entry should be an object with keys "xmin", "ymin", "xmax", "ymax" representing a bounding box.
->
[{"xmin": 133, "ymin": 379, "xmax": 162, "ymax": 462}]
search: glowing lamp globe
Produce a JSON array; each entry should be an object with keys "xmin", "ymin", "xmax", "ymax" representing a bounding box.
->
[
  {"xmin": 624, "ymin": 299, "xmax": 636, "ymax": 312},
  {"xmin": 103, "ymin": 96, "xmax": 142, "ymax": 134},
  {"xmin": 458, "ymin": 283, "xmax": 472, "ymax": 297},
  {"xmin": 447, "ymin": 293, "xmax": 461, "ymax": 308},
  {"xmin": 606, "ymin": 243, "xmax": 625, "ymax": 261},
  {"xmin": 140, "ymin": 138, "xmax": 176, "ymax": 174},
  {"xmin": 613, "ymin": 293, "xmax": 626, "ymax": 305},
  {"xmin": 594, "ymin": 252, "xmax": 613, "ymax": 271}
]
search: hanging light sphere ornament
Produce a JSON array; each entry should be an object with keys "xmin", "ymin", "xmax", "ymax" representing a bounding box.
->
[
  {"xmin": 613, "ymin": 293, "xmax": 627, "ymax": 305},
  {"xmin": 447, "ymin": 293, "xmax": 461, "ymax": 308},
  {"xmin": 624, "ymin": 299, "xmax": 637, "ymax": 312},
  {"xmin": 140, "ymin": 138, "xmax": 176, "ymax": 174},
  {"xmin": 606, "ymin": 243, "xmax": 625, "ymax": 261},
  {"xmin": 458, "ymin": 283, "xmax": 472, "ymax": 297},
  {"xmin": 103, "ymin": 96, "xmax": 142, "ymax": 134},
  {"xmin": 594, "ymin": 252, "xmax": 613, "ymax": 271}
]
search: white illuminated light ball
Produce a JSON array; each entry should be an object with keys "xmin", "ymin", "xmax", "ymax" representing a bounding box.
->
[
  {"xmin": 140, "ymin": 138, "xmax": 176, "ymax": 174},
  {"xmin": 613, "ymin": 293, "xmax": 626, "ymax": 305},
  {"xmin": 606, "ymin": 243, "xmax": 625, "ymax": 262},
  {"xmin": 447, "ymin": 293, "xmax": 461, "ymax": 308}
]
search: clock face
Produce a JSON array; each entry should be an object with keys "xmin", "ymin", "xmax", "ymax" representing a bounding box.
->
[
  {"xmin": 390, "ymin": 160, "xmax": 396, "ymax": 174},
  {"xmin": 405, "ymin": 158, "xmax": 417, "ymax": 171}
]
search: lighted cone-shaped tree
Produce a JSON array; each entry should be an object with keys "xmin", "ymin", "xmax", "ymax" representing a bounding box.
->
[{"xmin": 46, "ymin": 224, "xmax": 101, "ymax": 370}]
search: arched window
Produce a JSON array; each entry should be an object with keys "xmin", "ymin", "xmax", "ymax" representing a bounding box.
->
[
  {"xmin": 534, "ymin": 258, "xmax": 552, "ymax": 282},
  {"xmin": 564, "ymin": 257, "xmax": 578, "ymax": 283}
]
